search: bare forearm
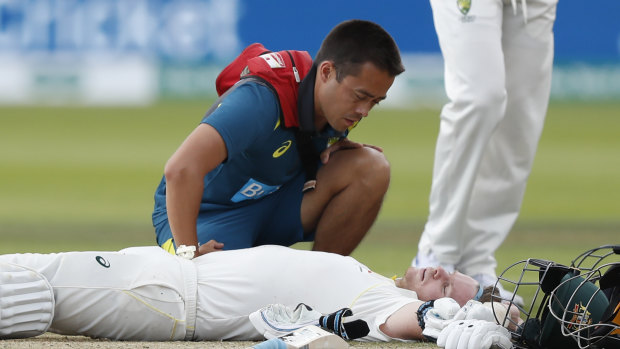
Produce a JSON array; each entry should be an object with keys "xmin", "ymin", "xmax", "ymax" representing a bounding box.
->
[
  {"xmin": 379, "ymin": 301, "xmax": 424, "ymax": 340},
  {"xmin": 163, "ymin": 123, "xmax": 228, "ymax": 252},
  {"xmin": 165, "ymin": 173, "xmax": 204, "ymax": 249}
]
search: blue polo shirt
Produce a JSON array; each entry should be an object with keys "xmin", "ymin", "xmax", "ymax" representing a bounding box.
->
[{"xmin": 152, "ymin": 81, "xmax": 346, "ymax": 227}]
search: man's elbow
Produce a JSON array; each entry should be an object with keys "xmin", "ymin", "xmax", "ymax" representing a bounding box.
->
[{"xmin": 164, "ymin": 161, "xmax": 197, "ymax": 184}]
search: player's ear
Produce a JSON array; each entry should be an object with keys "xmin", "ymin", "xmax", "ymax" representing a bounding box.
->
[{"xmin": 318, "ymin": 61, "xmax": 335, "ymax": 83}]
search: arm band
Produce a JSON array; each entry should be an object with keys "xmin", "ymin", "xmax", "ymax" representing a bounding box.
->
[{"xmin": 416, "ymin": 300, "xmax": 435, "ymax": 330}]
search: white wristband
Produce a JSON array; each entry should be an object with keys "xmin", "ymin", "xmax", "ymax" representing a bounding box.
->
[{"xmin": 176, "ymin": 245, "xmax": 196, "ymax": 260}]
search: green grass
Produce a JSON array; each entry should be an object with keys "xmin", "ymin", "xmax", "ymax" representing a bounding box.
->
[
  {"xmin": 1, "ymin": 100, "xmax": 619, "ymax": 348},
  {"xmin": 1, "ymin": 100, "xmax": 618, "ymax": 275}
]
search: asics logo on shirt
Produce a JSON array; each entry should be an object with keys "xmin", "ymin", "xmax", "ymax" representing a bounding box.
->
[{"xmin": 272, "ymin": 140, "xmax": 292, "ymax": 158}]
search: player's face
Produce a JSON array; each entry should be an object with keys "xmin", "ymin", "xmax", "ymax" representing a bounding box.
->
[
  {"xmin": 314, "ymin": 61, "xmax": 394, "ymax": 132},
  {"xmin": 396, "ymin": 266, "xmax": 479, "ymax": 306}
]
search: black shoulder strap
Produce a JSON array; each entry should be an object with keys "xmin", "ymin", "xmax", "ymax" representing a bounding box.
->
[
  {"xmin": 294, "ymin": 129, "xmax": 318, "ymax": 181},
  {"xmin": 294, "ymin": 63, "xmax": 320, "ymax": 181}
]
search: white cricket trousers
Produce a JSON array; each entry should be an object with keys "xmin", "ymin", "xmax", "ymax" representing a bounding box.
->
[
  {"xmin": 419, "ymin": 0, "xmax": 558, "ymax": 276},
  {"xmin": 0, "ymin": 247, "xmax": 197, "ymax": 340}
]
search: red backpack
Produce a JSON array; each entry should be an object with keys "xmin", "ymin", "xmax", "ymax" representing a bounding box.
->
[
  {"xmin": 214, "ymin": 43, "xmax": 314, "ymax": 129},
  {"xmin": 207, "ymin": 43, "xmax": 320, "ymax": 180}
]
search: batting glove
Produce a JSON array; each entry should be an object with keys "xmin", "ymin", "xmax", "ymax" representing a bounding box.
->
[
  {"xmin": 453, "ymin": 300, "xmax": 496, "ymax": 322},
  {"xmin": 419, "ymin": 297, "xmax": 461, "ymax": 340},
  {"xmin": 249, "ymin": 303, "xmax": 322, "ymax": 339},
  {"xmin": 437, "ymin": 319, "xmax": 513, "ymax": 349}
]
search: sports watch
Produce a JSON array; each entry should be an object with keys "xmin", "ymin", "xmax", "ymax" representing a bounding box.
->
[{"xmin": 176, "ymin": 245, "xmax": 197, "ymax": 260}]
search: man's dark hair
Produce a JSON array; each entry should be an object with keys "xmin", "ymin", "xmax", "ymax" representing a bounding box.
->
[
  {"xmin": 315, "ymin": 19, "xmax": 405, "ymax": 81},
  {"xmin": 479, "ymin": 286, "xmax": 501, "ymax": 303}
]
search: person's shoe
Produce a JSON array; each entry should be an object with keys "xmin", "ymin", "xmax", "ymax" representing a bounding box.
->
[
  {"xmin": 412, "ymin": 250, "xmax": 455, "ymax": 273},
  {"xmin": 472, "ymin": 273, "xmax": 524, "ymax": 307}
]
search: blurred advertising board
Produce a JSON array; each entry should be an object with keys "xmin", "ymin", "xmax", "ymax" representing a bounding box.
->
[{"xmin": 0, "ymin": 0, "xmax": 618, "ymax": 106}]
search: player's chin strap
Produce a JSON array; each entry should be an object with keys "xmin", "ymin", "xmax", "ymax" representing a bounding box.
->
[
  {"xmin": 249, "ymin": 303, "xmax": 369, "ymax": 341},
  {"xmin": 0, "ymin": 262, "xmax": 55, "ymax": 339}
]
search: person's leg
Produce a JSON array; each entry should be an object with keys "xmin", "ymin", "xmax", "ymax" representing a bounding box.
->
[
  {"xmin": 155, "ymin": 202, "xmax": 265, "ymax": 253},
  {"xmin": 256, "ymin": 171, "xmax": 308, "ymax": 247},
  {"xmin": 0, "ymin": 262, "xmax": 54, "ymax": 339},
  {"xmin": 459, "ymin": 0, "xmax": 557, "ymax": 277},
  {"xmin": 416, "ymin": 0, "xmax": 507, "ymax": 268},
  {"xmin": 194, "ymin": 206, "xmax": 265, "ymax": 250},
  {"xmin": 301, "ymin": 146, "xmax": 390, "ymax": 255},
  {"xmin": 0, "ymin": 247, "xmax": 194, "ymax": 340}
]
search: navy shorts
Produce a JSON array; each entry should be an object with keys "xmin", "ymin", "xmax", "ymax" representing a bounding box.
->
[{"xmin": 155, "ymin": 172, "xmax": 314, "ymax": 251}]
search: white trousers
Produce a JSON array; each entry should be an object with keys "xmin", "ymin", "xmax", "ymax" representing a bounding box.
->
[
  {"xmin": 419, "ymin": 0, "xmax": 558, "ymax": 276},
  {"xmin": 0, "ymin": 247, "xmax": 197, "ymax": 341}
]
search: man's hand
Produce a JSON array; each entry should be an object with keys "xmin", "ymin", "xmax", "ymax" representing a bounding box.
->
[
  {"xmin": 320, "ymin": 138, "xmax": 383, "ymax": 164},
  {"xmin": 483, "ymin": 301, "xmax": 523, "ymax": 331},
  {"xmin": 197, "ymin": 239, "xmax": 224, "ymax": 255}
]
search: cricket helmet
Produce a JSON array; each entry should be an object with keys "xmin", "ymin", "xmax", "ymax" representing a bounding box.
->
[
  {"xmin": 489, "ymin": 245, "xmax": 619, "ymax": 349},
  {"xmin": 547, "ymin": 245, "xmax": 620, "ymax": 349}
]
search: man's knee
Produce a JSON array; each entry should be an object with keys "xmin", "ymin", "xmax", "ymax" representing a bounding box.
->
[
  {"xmin": 313, "ymin": 147, "xmax": 390, "ymax": 201},
  {"xmin": 324, "ymin": 147, "xmax": 389, "ymax": 179},
  {"xmin": 350, "ymin": 147, "xmax": 390, "ymax": 191},
  {"xmin": 0, "ymin": 263, "xmax": 55, "ymax": 339},
  {"xmin": 463, "ymin": 87, "xmax": 507, "ymax": 126}
]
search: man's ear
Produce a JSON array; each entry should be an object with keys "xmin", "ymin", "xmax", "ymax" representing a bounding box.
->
[{"xmin": 317, "ymin": 61, "xmax": 335, "ymax": 83}]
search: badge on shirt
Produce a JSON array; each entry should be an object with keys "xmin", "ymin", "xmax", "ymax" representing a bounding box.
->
[{"xmin": 231, "ymin": 178, "xmax": 281, "ymax": 202}]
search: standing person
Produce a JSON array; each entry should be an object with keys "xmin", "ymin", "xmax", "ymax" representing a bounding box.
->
[
  {"xmin": 0, "ymin": 244, "xmax": 499, "ymax": 342},
  {"xmin": 413, "ymin": 0, "xmax": 558, "ymax": 299},
  {"xmin": 152, "ymin": 19, "xmax": 405, "ymax": 259}
]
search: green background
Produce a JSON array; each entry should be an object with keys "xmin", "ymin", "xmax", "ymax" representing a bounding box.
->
[{"xmin": 1, "ymin": 101, "xmax": 618, "ymax": 288}]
